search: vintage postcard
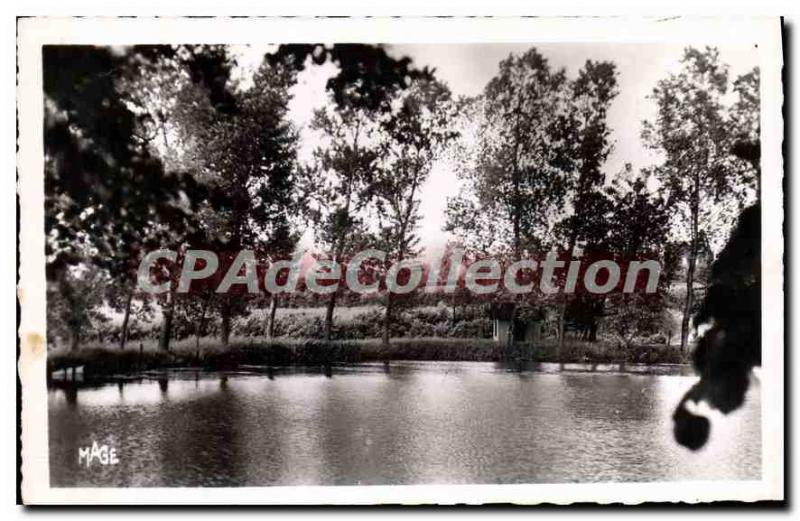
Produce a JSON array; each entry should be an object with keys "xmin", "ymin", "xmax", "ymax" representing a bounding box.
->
[{"xmin": 17, "ymin": 16, "xmax": 784, "ymax": 504}]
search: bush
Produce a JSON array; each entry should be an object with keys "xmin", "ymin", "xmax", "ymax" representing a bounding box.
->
[
  {"xmin": 446, "ymin": 318, "xmax": 492, "ymax": 338},
  {"xmin": 266, "ymin": 306, "xmax": 491, "ymax": 340}
]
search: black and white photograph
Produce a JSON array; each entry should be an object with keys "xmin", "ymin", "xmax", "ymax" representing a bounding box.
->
[{"xmin": 17, "ymin": 16, "xmax": 784, "ymax": 505}]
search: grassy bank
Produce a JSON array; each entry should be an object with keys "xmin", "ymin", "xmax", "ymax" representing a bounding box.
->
[{"xmin": 48, "ymin": 336, "xmax": 686, "ymax": 380}]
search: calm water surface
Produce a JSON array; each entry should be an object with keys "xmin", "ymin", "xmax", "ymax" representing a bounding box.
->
[{"xmin": 48, "ymin": 361, "xmax": 761, "ymax": 487}]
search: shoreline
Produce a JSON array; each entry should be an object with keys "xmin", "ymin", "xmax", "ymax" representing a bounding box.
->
[
  {"xmin": 48, "ymin": 360, "xmax": 696, "ymax": 389},
  {"xmin": 47, "ymin": 337, "xmax": 688, "ymax": 382}
]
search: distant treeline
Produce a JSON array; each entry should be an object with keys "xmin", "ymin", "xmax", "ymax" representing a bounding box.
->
[{"xmin": 44, "ymin": 44, "xmax": 759, "ymax": 357}]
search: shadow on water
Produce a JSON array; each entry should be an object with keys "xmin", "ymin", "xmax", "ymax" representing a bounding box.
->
[
  {"xmin": 63, "ymin": 385, "xmax": 78, "ymax": 409},
  {"xmin": 495, "ymin": 359, "xmax": 542, "ymax": 374},
  {"xmin": 158, "ymin": 376, "xmax": 169, "ymax": 395}
]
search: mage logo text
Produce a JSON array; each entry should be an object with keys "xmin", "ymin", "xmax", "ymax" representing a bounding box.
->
[{"xmin": 78, "ymin": 441, "xmax": 119, "ymax": 468}]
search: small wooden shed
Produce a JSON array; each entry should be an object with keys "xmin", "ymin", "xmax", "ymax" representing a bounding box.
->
[{"xmin": 489, "ymin": 302, "xmax": 542, "ymax": 344}]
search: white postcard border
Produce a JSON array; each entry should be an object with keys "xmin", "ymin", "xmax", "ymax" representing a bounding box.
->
[{"xmin": 18, "ymin": 16, "xmax": 784, "ymax": 504}]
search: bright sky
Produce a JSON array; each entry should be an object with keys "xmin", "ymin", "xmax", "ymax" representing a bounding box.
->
[{"xmin": 234, "ymin": 43, "xmax": 759, "ymax": 256}]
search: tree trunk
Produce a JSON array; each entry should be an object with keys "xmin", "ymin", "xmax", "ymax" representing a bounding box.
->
[
  {"xmin": 158, "ymin": 287, "xmax": 174, "ymax": 352},
  {"xmin": 679, "ymin": 252, "xmax": 696, "ymax": 354},
  {"xmin": 382, "ymin": 292, "xmax": 393, "ymax": 345},
  {"xmin": 119, "ymin": 285, "xmax": 134, "ymax": 350},
  {"xmin": 512, "ymin": 220, "xmax": 521, "ymax": 260},
  {"xmin": 70, "ymin": 330, "xmax": 80, "ymax": 352},
  {"xmin": 680, "ymin": 187, "xmax": 701, "ymax": 354},
  {"xmin": 324, "ymin": 291, "xmax": 337, "ymax": 341},
  {"xmin": 156, "ymin": 124, "xmax": 177, "ymax": 354},
  {"xmin": 220, "ymin": 302, "xmax": 231, "ymax": 348},
  {"xmin": 506, "ymin": 304, "xmax": 517, "ymax": 358},
  {"xmin": 557, "ymin": 233, "xmax": 579, "ymax": 355},
  {"xmin": 267, "ymin": 295, "xmax": 279, "ymax": 338},
  {"xmin": 194, "ymin": 296, "xmax": 209, "ymax": 357},
  {"xmin": 555, "ymin": 261, "xmax": 571, "ymax": 362}
]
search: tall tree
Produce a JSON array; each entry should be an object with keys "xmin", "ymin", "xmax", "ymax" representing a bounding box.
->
[
  {"xmin": 446, "ymin": 48, "xmax": 573, "ymax": 259},
  {"xmin": 643, "ymin": 47, "xmax": 759, "ymax": 353},
  {"xmin": 47, "ymin": 262, "xmax": 108, "ymax": 351},
  {"xmin": 303, "ymin": 97, "xmax": 382, "ymax": 340},
  {"xmin": 555, "ymin": 60, "xmax": 618, "ymax": 348},
  {"xmin": 556, "ymin": 167, "xmax": 672, "ymax": 346},
  {"xmin": 117, "ymin": 46, "xmax": 210, "ymax": 351},
  {"xmin": 602, "ymin": 173, "xmax": 672, "ymax": 348},
  {"xmin": 188, "ymin": 57, "xmax": 302, "ymax": 347},
  {"xmin": 373, "ymin": 78, "xmax": 457, "ymax": 344},
  {"xmin": 445, "ymin": 48, "xmax": 574, "ymax": 351},
  {"xmin": 116, "ymin": 45, "xmax": 237, "ymax": 351},
  {"xmin": 43, "ymin": 45, "xmax": 206, "ymax": 351},
  {"xmin": 284, "ymin": 44, "xmax": 430, "ymax": 339},
  {"xmin": 730, "ymin": 67, "xmax": 761, "ymax": 171}
]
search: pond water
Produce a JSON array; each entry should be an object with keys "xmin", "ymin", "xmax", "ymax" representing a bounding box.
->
[{"xmin": 48, "ymin": 361, "xmax": 761, "ymax": 487}]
